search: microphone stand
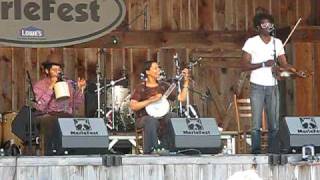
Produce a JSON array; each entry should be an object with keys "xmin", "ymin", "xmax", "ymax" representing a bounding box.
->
[
  {"xmin": 174, "ymin": 53, "xmax": 183, "ymax": 117},
  {"xmin": 185, "ymin": 57, "xmax": 203, "ymax": 118},
  {"xmin": 96, "ymin": 50, "xmax": 103, "ymax": 118},
  {"xmin": 95, "ymin": 76, "xmax": 127, "ymax": 93},
  {"xmin": 187, "ymin": 87, "xmax": 213, "ymax": 117},
  {"xmin": 71, "ymin": 80, "xmax": 77, "ymax": 117},
  {"xmin": 96, "ymin": 76, "xmax": 127, "ymax": 130},
  {"xmin": 271, "ymin": 27, "xmax": 281, "ymax": 153},
  {"xmin": 26, "ymin": 71, "xmax": 36, "ymax": 155}
]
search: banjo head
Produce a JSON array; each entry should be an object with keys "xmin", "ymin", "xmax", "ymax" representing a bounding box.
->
[{"xmin": 145, "ymin": 98, "xmax": 170, "ymax": 118}]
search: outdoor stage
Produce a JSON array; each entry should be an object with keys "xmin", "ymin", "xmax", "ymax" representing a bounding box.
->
[{"xmin": 0, "ymin": 154, "xmax": 318, "ymax": 180}]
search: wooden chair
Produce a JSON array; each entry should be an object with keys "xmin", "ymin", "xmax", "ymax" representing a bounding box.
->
[
  {"xmin": 233, "ymin": 94, "xmax": 268, "ymax": 154},
  {"xmin": 135, "ymin": 128, "xmax": 144, "ymax": 154}
]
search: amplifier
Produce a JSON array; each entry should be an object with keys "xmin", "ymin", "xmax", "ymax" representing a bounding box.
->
[
  {"xmin": 280, "ymin": 116, "xmax": 320, "ymax": 153},
  {"xmin": 170, "ymin": 118, "xmax": 221, "ymax": 154},
  {"xmin": 57, "ymin": 118, "xmax": 109, "ymax": 155}
]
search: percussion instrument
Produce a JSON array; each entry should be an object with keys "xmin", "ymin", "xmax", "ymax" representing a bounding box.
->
[
  {"xmin": 1, "ymin": 112, "xmax": 24, "ymax": 154},
  {"xmin": 54, "ymin": 81, "xmax": 70, "ymax": 100},
  {"xmin": 106, "ymin": 85, "xmax": 130, "ymax": 109},
  {"xmin": 105, "ymin": 95, "xmax": 135, "ymax": 132},
  {"xmin": 119, "ymin": 95, "xmax": 135, "ymax": 131}
]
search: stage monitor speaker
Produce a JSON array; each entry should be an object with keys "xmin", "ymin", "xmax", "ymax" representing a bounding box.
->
[
  {"xmin": 57, "ymin": 118, "xmax": 109, "ymax": 155},
  {"xmin": 170, "ymin": 118, "xmax": 221, "ymax": 154},
  {"xmin": 12, "ymin": 106, "xmax": 38, "ymax": 142},
  {"xmin": 280, "ymin": 116, "xmax": 320, "ymax": 153}
]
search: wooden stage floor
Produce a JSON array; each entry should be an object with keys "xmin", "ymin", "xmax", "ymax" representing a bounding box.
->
[{"xmin": 0, "ymin": 154, "xmax": 319, "ymax": 180}]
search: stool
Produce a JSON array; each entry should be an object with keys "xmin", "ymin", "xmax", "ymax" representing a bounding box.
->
[{"xmin": 135, "ymin": 128, "xmax": 144, "ymax": 154}]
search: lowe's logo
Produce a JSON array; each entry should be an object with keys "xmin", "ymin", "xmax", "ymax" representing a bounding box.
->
[{"xmin": 20, "ymin": 26, "xmax": 44, "ymax": 37}]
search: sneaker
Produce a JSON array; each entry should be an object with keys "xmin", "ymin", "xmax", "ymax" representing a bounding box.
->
[
  {"xmin": 151, "ymin": 145, "xmax": 170, "ymax": 155},
  {"xmin": 151, "ymin": 148, "xmax": 169, "ymax": 155}
]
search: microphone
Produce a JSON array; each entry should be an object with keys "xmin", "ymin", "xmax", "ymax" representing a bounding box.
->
[
  {"xmin": 58, "ymin": 72, "xmax": 65, "ymax": 81},
  {"xmin": 173, "ymin": 53, "xmax": 180, "ymax": 68},
  {"xmin": 267, "ymin": 23, "xmax": 275, "ymax": 33},
  {"xmin": 188, "ymin": 57, "xmax": 202, "ymax": 69},
  {"xmin": 158, "ymin": 69, "xmax": 166, "ymax": 81},
  {"xmin": 58, "ymin": 73, "xmax": 77, "ymax": 87},
  {"xmin": 26, "ymin": 70, "xmax": 37, "ymax": 103},
  {"xmin": 143, "ymin": 4, "xmax": 148, "ymax": 30},
  {"xmin": 140, "ymin": 73, "xmax": 146, "ymax": 81},
  {"xmin": 205, "ymin": 87, "xmax": 212, "ymax": 97}
]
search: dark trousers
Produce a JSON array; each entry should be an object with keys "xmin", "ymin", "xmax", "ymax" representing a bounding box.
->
[
  {"xmin": 35, "ymin": 112, "xmax": 72, "ymax": 155},
  {"xmin": 136, "ymin": 112, "xmax": 177, "ymax": 154}
]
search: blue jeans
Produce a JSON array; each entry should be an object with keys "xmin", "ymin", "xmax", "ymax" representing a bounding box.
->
[
  {"xmin": 137, "ymin": 112, "xmax": 177, "ymax": 154},
  {"xmin": 250, "ymin": 83, "xmax": 279, "ymax": 153}
]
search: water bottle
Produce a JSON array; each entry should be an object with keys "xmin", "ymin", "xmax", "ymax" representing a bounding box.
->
[
  {"xmin": 51, "ymin": 143, "xmax": 57, "ymax": 155},
  {"xmin": 222, "ymin": 145, "xmax": 228, "ymax": 155},
  {"xmin": 0, "ymin": 148, "xmax": 5, "ymax": 156}
]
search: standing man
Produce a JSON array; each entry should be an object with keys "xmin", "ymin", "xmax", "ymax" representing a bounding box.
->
[
  {"xmin": 241, "ymin": 12, "xmax": 297, "ymax": 154},
  {"xmin": 33, "ymin": 53, "xmax": 86, "ymax": 155},
  {"xmin": 130, "ymin": 60, "xmax": 189, "ymax": 154}
]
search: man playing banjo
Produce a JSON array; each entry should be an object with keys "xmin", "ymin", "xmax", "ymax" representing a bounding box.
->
[{"xmin": 130, "ymin": 60, "xmax": 189, "ymax": 154}]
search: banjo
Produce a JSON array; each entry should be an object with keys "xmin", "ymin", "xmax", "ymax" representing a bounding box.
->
[{"xmin": 145, "ymin": 75, "xmax": 183, "ymax": 118}]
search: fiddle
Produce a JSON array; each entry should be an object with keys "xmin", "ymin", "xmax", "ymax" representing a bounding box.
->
[{"xmin": 272, "ymin": 66, "xmax": 313, "ymax": 80}]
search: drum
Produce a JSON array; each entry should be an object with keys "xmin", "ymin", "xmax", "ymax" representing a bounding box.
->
[
  {"xmin": 2, "ymin": 112, "xmax": 24, "ymax": 153},
  {"xmin": 54, "ymin": 81, "xmax": 70, "ymax": 100},
  {"xmin": 119, "ymin": 95, "xmax": 135, "ymax": 131},
  {"xmin": 105, "ymin": 95, "xmax": 135, "ymax": 132},
  {"xmin": 106, "ymin": 86, "xmax": 130, "ymax": 109}
]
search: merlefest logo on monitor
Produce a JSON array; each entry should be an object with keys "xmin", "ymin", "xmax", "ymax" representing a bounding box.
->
[
  {"xmin": 298, "ymin": 117, "xmax": 320, "ymax": 134},
  {"xmin": 71, "ymin": 119, "xmax": 98, "ymax": 135},
  {"xmin": 183, "ymin": 118, "xmax": 210, "ymax": 135},
  {"xmin": 0, "ymin": 0, "xmax": 126, "ymax": 47}
]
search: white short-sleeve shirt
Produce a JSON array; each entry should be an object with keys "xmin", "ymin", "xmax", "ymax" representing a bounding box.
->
[{"xmin": 242, "ymin": 35, "xmax": 285, "ymax": 86}]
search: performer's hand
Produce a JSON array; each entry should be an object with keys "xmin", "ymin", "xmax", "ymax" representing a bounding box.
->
[
  {"xmin": 264, "ymin": 59, "xmax": 275, "ymax": 67},
  {"xmin": 181, "ymin": 68, "xmax": 189, "ymax": 87},
  {"xmin": 77, "ymin": 78, "xmax": 86, "ymax": 93},
  {"xmin": 49, "ymin": 77, "xmax": 58, "ymax": 90},
  {"xmin": 181, "ymin": 68, "xmax": 189, "ymax": 78},
  {"xmin": 286, "ymin": 67, "xmax": 297, "ymax": 73},
  {"xmin": 280, "ymin": 64, "xmax": 297, "ymax": 73},
  {"xmin": 148, "ymin": 93, "xmax": 162, "ymax": 103}
]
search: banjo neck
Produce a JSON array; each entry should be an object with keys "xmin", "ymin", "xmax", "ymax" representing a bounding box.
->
[
  {"xmin": 163, "ymin": 83, "xmax": 176, "ymax": 99},
  {"xmin": 162, "ymin": 74, "xmax": 183, "ymax": 99}
]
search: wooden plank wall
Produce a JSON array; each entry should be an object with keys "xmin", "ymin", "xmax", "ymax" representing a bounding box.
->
[
  {"xmin": 290, "ymin": 42, "xmax": 320, "ymax": 116},
  {"xmin": 0, "ymin": 0, "xmax": 318, "ymax": 130}
]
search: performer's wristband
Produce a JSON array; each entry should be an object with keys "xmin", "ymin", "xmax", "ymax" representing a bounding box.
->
[{"xmin": 262, "ymin": 62, "xmax": 265, "ymax": 67}]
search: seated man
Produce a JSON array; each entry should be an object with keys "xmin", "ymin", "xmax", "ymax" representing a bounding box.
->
[
  {"xmin": 130, "ymin": 60, "xmax": 189, "ymax": 154},
  {"xmin": 33, "ymin": 53, "xmax": 86, "ymax": 155}
]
